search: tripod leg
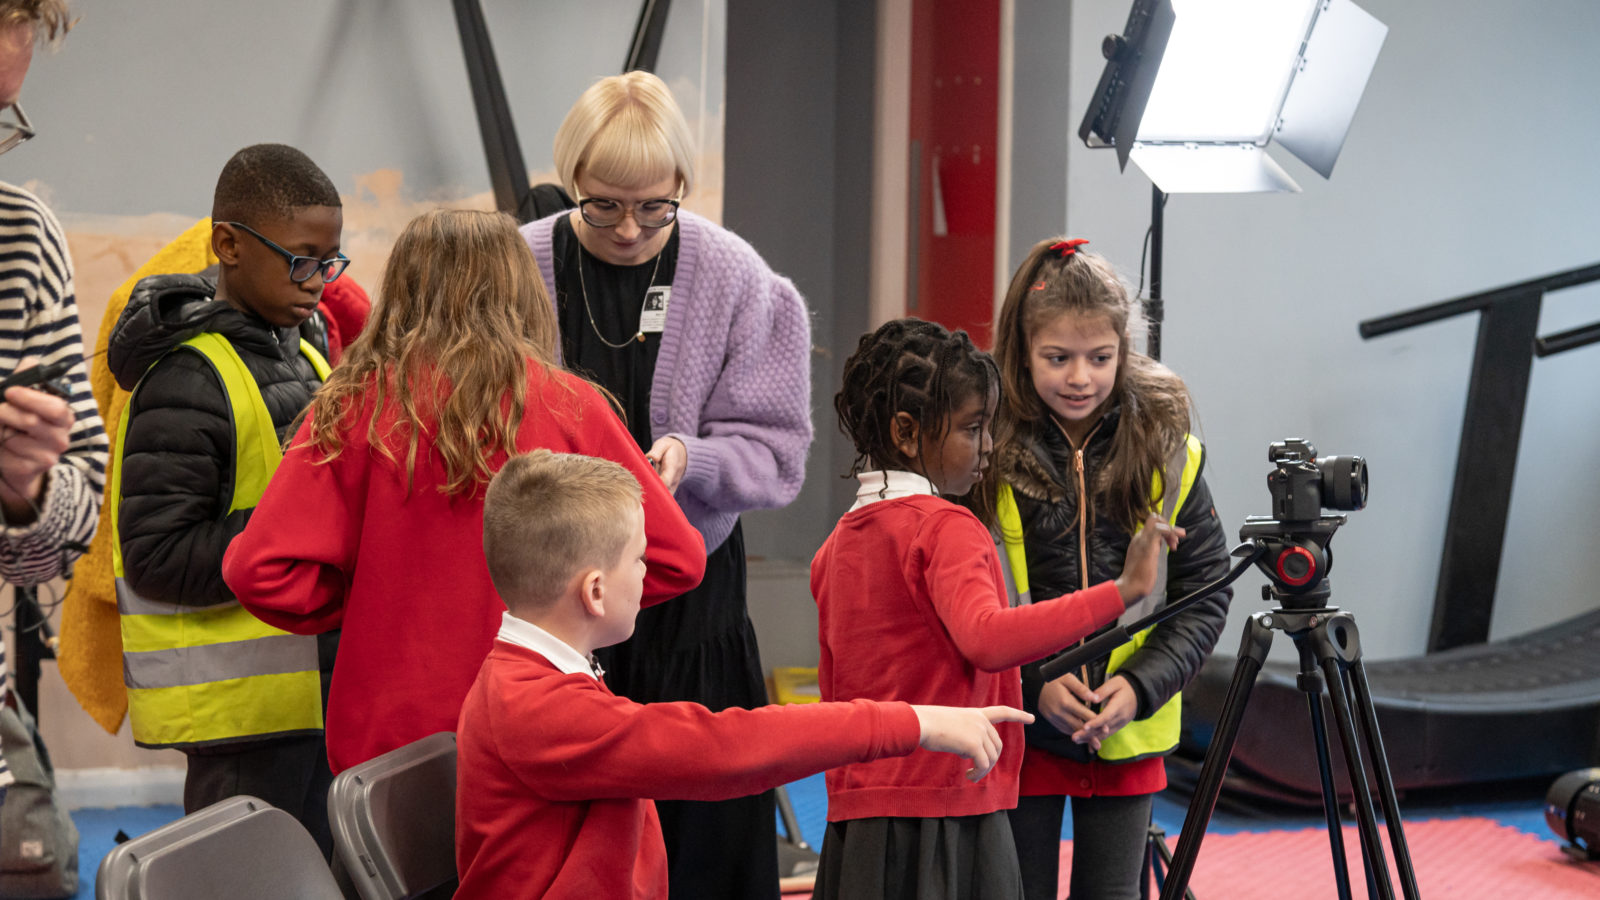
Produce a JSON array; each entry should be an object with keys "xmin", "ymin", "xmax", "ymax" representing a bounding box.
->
[
  {"xmin": 1314, "ymin": 623, "xmax": 1397, "ymax": 900},
  {"xmin": 1296, "ymin": 639, "xmax": 1355, "ymax": 900},
  {"xmin": 1160, "ymin": 612, "xmax": 1274, "ymax": 900},
  {"xmin": 1147, "ymin": 824, "xmax": 1197, "ymax": 900},
  {"xmin": 1346, "ymin": 657, "xmax": 1422, "ymax": 900}
]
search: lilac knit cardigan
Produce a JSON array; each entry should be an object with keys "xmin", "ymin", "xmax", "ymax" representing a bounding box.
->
[{"xmin": 521, "ymin": 209, "xmax": 814, "ymax": 552}]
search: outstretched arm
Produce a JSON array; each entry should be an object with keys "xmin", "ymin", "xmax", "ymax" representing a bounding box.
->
[
  {"xmin": 483, "ymin": 674, "xmax": 921, "ymax": 803},
  {"xmin": 920, "ymin": 509, "xmax": 1127, "ymax": 672}
]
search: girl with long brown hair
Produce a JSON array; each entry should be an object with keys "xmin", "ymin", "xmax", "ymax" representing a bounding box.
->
[
  {"xmin": 980, "ymin": 237, "xmax": 1233, "ymax": 900},
  {"xmin": 222, "ymin": 209, "xmax": 706, "ymax": 775}
]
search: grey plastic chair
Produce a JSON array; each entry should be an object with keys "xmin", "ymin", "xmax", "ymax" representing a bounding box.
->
[
  {"xmin": 96, "ymin": 795, "xmax": 343, "ymax": 900},
  {"xmin": 327, "ymin": 731, "xmax": 458, "ymax": 900}
]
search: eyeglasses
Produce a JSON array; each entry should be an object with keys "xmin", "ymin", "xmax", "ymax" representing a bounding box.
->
[
  {"xmin": 575, "ymin": 194, "xmax": 681, "ymax": 229},
  {"xmin": 0, "ymin": 104, "xmax": 34, "ymax": 158},
  {"xmin": 217, "ymin": 221, "xmax": 350, "ymax": 283}
]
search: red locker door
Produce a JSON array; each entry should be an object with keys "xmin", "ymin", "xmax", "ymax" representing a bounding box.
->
[{"xmin": 907, "ymin": 0, "xmax": 1000, "ymax": 348}]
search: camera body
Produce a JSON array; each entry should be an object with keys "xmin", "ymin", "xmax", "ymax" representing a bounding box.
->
[{"xmin": 1265, "ymin": 439, "xmax": 1368, "ymax": 522}]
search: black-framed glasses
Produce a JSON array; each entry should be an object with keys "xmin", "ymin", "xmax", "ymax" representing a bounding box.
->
[
  {"xmin": 0, "ymin": 104, "xmax": 34, "ymax": 158},
  {"xmin": 575, "ymin": 194, "xmax": 681, "ymax": 229},
  {"xmin": 217, "ymin": 221, "xmax": 350, "ymax": 283}
]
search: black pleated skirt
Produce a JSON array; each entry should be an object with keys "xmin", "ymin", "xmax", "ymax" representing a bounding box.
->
[{"xmin": 812, "ymin": 811, "xmax": 1025, "ymax": 900}]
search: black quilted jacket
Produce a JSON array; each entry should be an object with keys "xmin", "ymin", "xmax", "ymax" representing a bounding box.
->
[
  {"xmin": 111, "ymin": 273, "xmax": 327, "ymax": 608},
  {"xmin": 1002, "ymin": 406, "xmax": 1232, "ymax": 761}
]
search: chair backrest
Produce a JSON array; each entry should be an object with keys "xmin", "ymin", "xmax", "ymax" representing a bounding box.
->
[
  {"xmin": 96, "ymin": 796, "xmax": 343, "ymax": 900},
  {"xmin": 328, "ymin": 731, "xmax": 459, "ymax": 900}
]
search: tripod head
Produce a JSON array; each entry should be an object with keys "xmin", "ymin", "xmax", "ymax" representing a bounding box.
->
[
  {"xmin": 1241, "ymin": 438, "xmax": 1368, "ymax": 610},
  {"xmin": 1239, "ymin": 514, "xmax": 1344, "ymax": 608}
]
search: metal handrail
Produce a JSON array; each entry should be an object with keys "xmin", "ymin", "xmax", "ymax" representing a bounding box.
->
[
  {"xmin": 1536, "ymin": 321, "xmax": 1600, "ymax": 357},
  {"xmin": 1358, "ymin": 261, "xmax": 1600, "ymax": 340}
]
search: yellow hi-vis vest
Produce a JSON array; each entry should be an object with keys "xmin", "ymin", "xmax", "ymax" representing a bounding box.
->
[
  {"xmin": 111, "ymin": 332, "xmax": 330, "ymax": 749},
  {"xmin": 996, "ymin": 433, "xmax": 1202, "ymax": 763}
]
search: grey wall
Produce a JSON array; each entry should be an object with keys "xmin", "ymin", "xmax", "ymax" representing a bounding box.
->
[
  {"xmin": 726, "ymin": 0, "xmax": 877, "ymax": 561},
  {"xmin": 1065, "ymin": 0, "xmax": 1600, "ymax": 661},
  {"xmin": 17, "ymin": 1, "xmax": 720, "ymax": 217},
  {"xmin": 1008, "ymin": 0, "xmax": 1073, "ymax": 273}
]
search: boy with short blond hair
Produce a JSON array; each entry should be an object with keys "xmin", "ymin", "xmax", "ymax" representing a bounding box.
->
[{"xmin": 456, "ymin": 450, "xmax": 1033, "ymax": 899}]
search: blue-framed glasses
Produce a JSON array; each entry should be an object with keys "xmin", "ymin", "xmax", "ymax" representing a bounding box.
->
[{"xmin": 217, "ymin": 220, "xmax": 350, "ymax": 283}]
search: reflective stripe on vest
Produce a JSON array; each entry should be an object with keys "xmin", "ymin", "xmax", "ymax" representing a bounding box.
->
[
  {"xmin": 996, "ymin": 433, "xmax": 1203, "ymax": 762},
  {"xmin": 111, "ymin": 332, "xmax": 330, "ymax": 748}
]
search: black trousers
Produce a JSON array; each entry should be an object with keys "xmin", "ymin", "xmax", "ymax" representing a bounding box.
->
[
  {"xmin": 183, "ymin": 733, "xmax": 335, "ymax": 858},
  {"xmin": 1009, "ymin": 792, "xmax": 1153, "ymax": 900},
  {"xmin": 596, "ymin": 521, "xmax": 778, "ymax": 900}
]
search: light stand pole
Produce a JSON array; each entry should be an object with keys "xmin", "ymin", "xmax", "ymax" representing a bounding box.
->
[{"xmin": 1147, "ymin": 184, "xmax": 1166, "ymax": 361}]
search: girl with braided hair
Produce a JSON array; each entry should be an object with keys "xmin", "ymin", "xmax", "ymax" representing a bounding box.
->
[
  {"xmin": 809, "ymin": 317, "xmax": 1183, "ymax": 899},
  {"xmin": 979, "ymin": 239, "xmax": 1234, "ymax": 900}
]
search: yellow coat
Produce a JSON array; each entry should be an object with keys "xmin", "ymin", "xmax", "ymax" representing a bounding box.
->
[{"xmin": 59, "ymin": 218, "xmax": 218, "ymax": 734}]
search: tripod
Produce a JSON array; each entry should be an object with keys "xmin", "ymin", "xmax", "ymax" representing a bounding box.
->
[
  {"xmin": 1159, "ymin": 589, "xmax": 1421, "ymax": 900},
  {"xmin": 1039, "ymin": 462, "xmax": 1419, "ymax": 900}
]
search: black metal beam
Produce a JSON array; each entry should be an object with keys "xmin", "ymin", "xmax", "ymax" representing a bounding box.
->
[
  {"xmin": 625, "ymin": 0, "xmax": 673, "ymax": 73},
  {"xmin": 452, "ymin": 0, "xmax": 537, "ymax": 223},
  {"xmin": 1427, "ymin": 292, "xmax": 1542, "ymax": 652}
]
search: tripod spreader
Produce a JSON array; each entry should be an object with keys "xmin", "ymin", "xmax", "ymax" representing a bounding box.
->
[{"xmin": 1039, "ymin": 541, "xmax": 1267, "ymax": 682}]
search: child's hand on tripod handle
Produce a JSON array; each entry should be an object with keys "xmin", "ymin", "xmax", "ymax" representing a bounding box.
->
[
  {"xmin": 912, "ymin": 705, "xmax": 1034, "ymax": 782},
  {"xmin": 1114, "ymin": 514, "xmax": 1185, "ymax": 607}
]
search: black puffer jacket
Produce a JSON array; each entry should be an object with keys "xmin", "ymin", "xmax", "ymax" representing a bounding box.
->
[
  {"xmin": 112, "ymin": 273, "xmax": 326, "ymax": 607},
  {"xmin": 1003, "ymin": 406, "xmax": 1232, "ymax": 761}
]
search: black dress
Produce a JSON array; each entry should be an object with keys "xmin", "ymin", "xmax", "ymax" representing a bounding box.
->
[{"xmin": 551, "ymin": 216, "xmax": 779, "ymax": 900}]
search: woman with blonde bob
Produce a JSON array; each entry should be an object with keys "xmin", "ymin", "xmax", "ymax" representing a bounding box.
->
[
  {"xmin": 521, "ymin": 71, "xmax": 813, "ymax": 899},
  {"xmin": 222, "ymin": 209, "xmax": 707, "ymax": 776}
]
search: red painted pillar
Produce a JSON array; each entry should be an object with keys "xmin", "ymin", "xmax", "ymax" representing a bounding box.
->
[{"xmin": 907, "ymin": 0, "xmax": 1000, "ymax": 347}]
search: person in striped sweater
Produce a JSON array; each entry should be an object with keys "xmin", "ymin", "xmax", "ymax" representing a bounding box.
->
[
  {"xmin": 0, "ymin": 0, "xmax": 108, "ymax": 794},
  {"xmin": 0, "ymin": 3, "xmax": 105, "ymax": 585}
]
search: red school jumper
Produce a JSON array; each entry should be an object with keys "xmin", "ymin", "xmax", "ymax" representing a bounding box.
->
[
  {"xmin": 810, "ymin": 483, "xmax": 1125, "ymax": 821},
  {"xmin": 454, "ymin": 639, "xmax": 921, "ymax": 900},
  {"xmin": 221, "ymin": 361, "xmax": 707, "ymax": 773}
]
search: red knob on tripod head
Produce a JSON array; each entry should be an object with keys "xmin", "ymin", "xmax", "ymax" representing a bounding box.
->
[{"xmin": 1275, "ymin": 545, "xmax": 1319, "ymax": 586}]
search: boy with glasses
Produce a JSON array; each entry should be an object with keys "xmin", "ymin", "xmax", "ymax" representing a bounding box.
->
[{"xmin": 108, "ymin": 143, "xmax": 346, "ymax": 856}]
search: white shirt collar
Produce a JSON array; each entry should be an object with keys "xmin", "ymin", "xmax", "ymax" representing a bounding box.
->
[
  {"xmin": 495, "ymin": 611, "xmax": 602, "ymax": 679},
  {"xmin": 850, "ymin": 469, "xmax": 939, "ymax": 512}
]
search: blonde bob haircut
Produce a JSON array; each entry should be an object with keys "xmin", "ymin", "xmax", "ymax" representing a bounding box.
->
[
  {"xmin": 483, "ymin": 449, "xmax": 643, "ymax": 612},
  {"xmin": 553, "ymin": 70, "xmax": 697, "ymax": 198}
]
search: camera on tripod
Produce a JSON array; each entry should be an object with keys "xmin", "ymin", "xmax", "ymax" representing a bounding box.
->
[
  {"xmin": 1265, "ymin": 439, "xmax": 1368, "ymax": 522},
  {"xmin": 1241, "ymin": 439, "xmax": 1368, "ymax": 607}
]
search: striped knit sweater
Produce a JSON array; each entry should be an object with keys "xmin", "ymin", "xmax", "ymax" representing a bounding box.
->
[{"xmin": 0, "ymin": 181, "xmax": 108, "ymax": 587}]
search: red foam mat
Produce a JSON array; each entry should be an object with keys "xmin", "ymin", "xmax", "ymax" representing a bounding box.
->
[
  {"xmin": 782, "ymin": 817, "xmax": 1599, "ymax": 899},
  {"xmin": 1063, "ymin": 817, "xmax": 1600, "ymax": 899}
]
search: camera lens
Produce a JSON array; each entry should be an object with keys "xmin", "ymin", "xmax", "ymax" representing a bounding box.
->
[{"xmin": 1318, "ymin": 455, "xmax": 1368, "ymax": 511}]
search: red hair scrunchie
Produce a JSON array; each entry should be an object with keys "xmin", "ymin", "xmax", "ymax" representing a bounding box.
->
[{"xmin": 1049, "ymin": 238, "xmax": 1089, "ymax": 258}]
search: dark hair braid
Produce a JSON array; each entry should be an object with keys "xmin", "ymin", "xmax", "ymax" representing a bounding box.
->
[{"xmin": 835, "ymin": 317, "xmax": 998, "ymax": 478}]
